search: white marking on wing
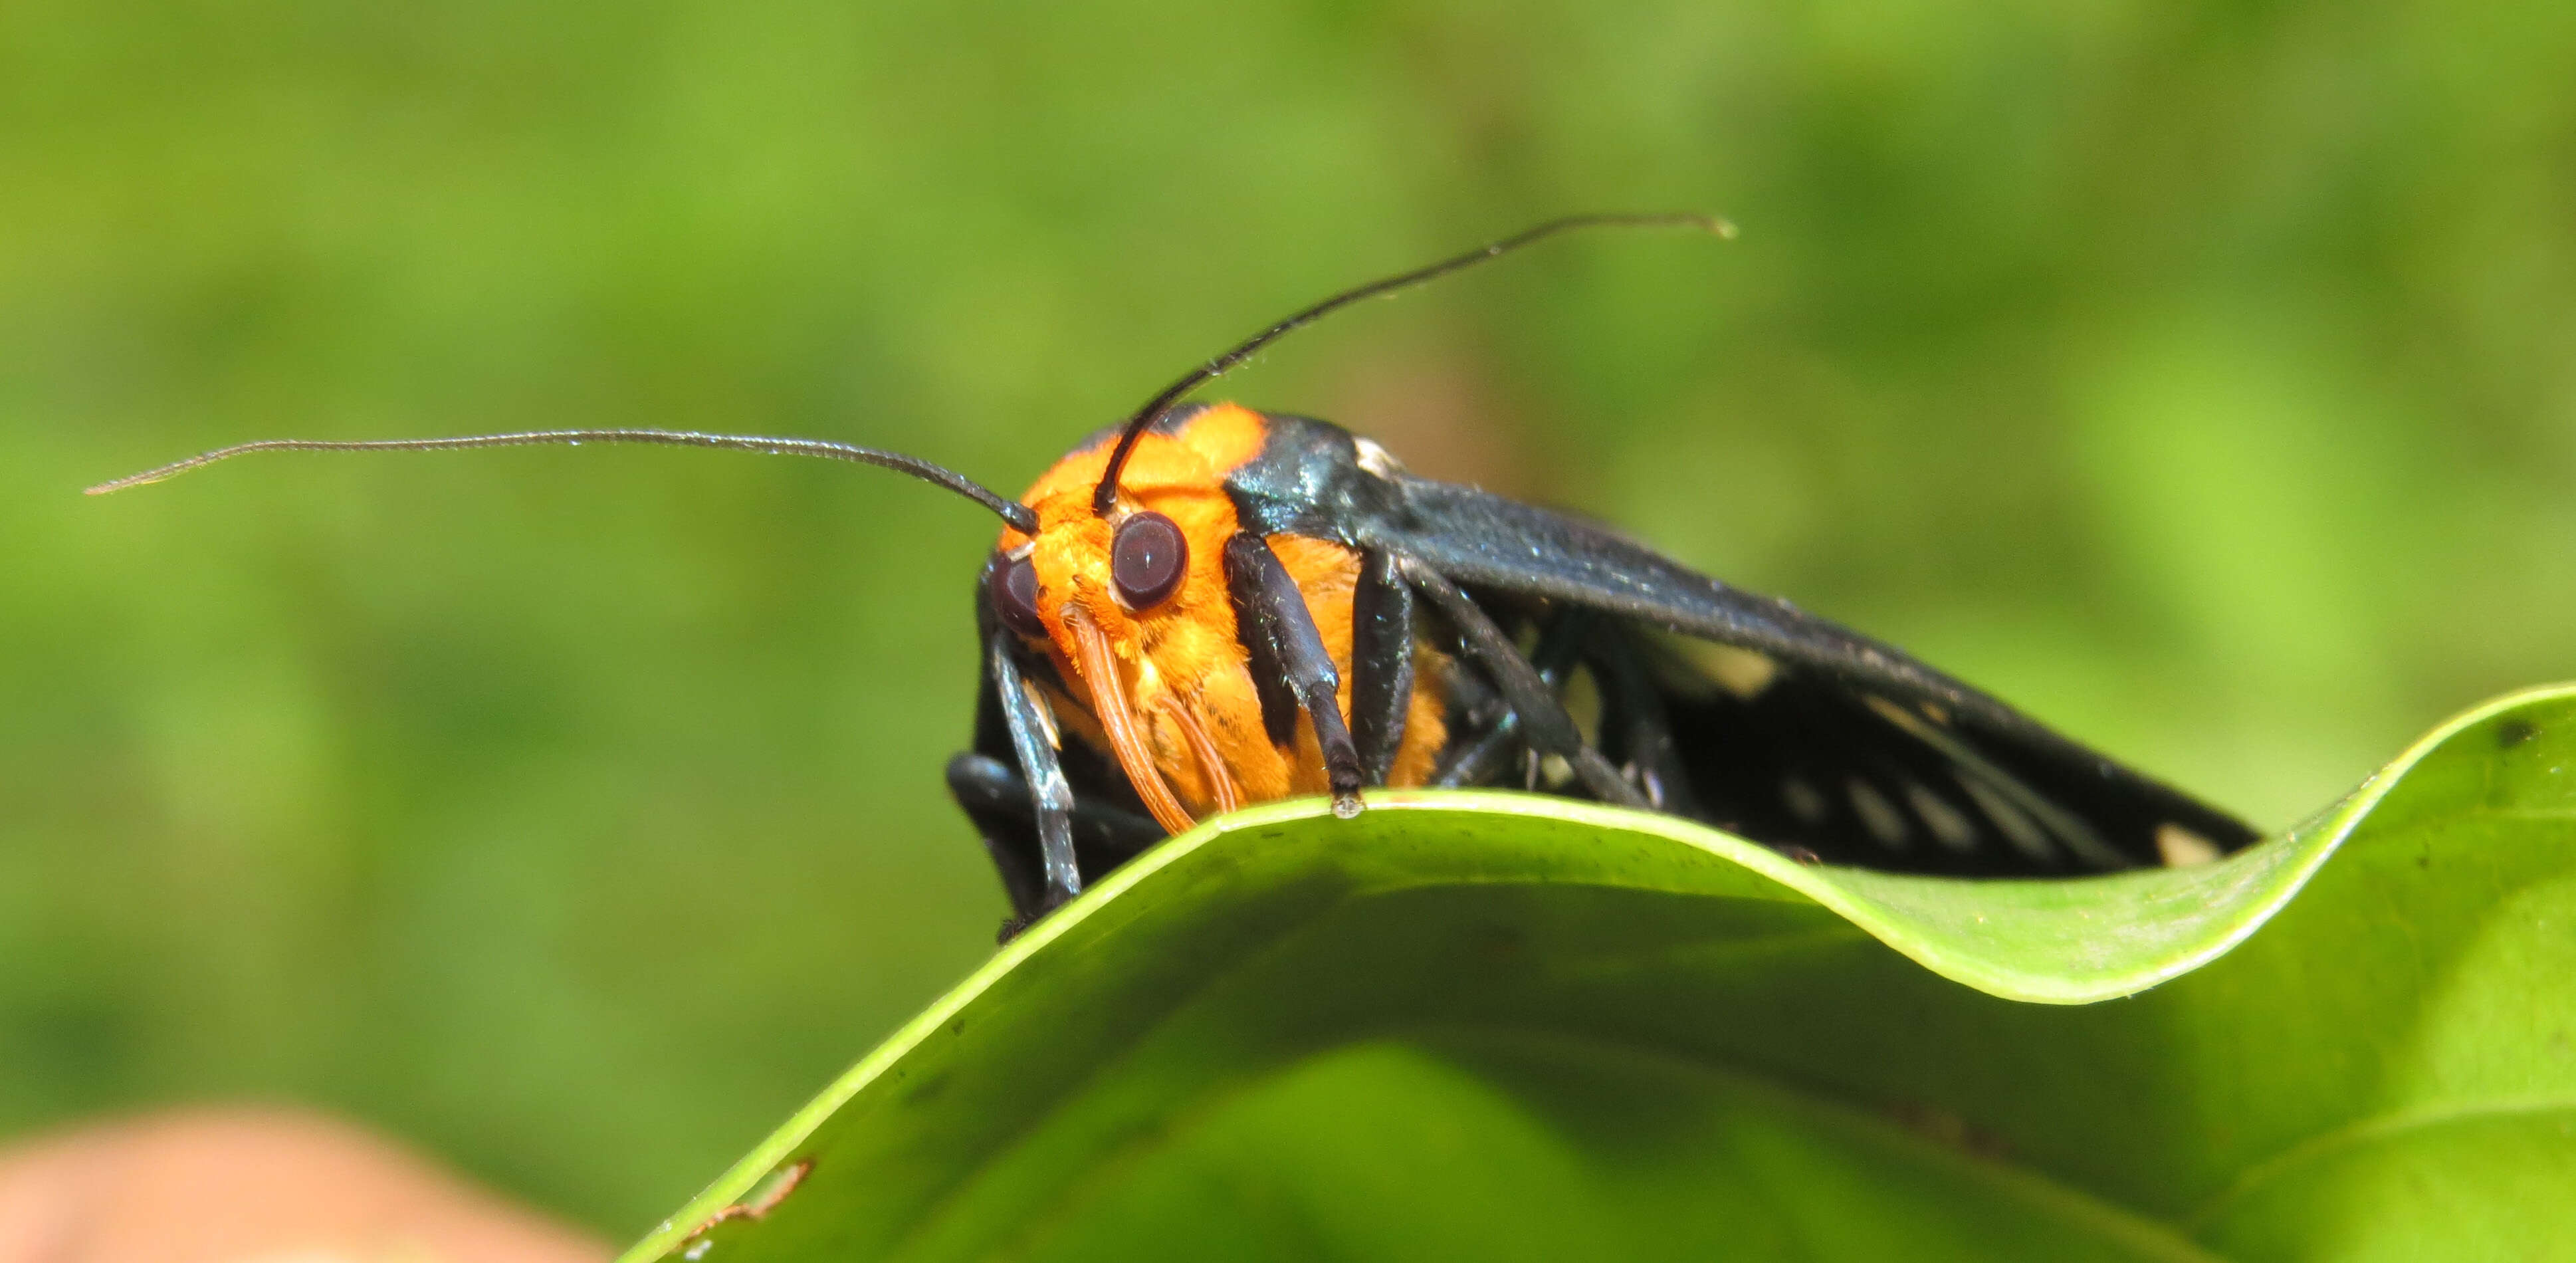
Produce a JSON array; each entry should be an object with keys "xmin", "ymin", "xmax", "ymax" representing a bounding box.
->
[
  {"xmin": 1782, "ymin": 776, "xmax": 1830, "ymax": 824},
  {"xmin": 1905, "ymin": 779, "xmax": 1979, "ymax": 853},
  {"xmin": 1866, "ymin": 695, "xmax": 2127, "ymax": 869},
  {"xmin": 1960, "ymin": 778, "xmax": 2055, "ymax": 865},
  {"xmin": 1684, "ymin": 641, "xmax": 1780, "ymax": 699},
  {"xmin": 2157, "ymin": 823, "xmax": 2222, "ymax": 867},
  {"xmin": 1353, "ymin": 437, "xmax": 1407, "ymax": 479},
  {"xmin": 1539, "ymin": 752, "xmax": 1575, "ymax": 789},
  {"xmin": 1846, "ymin": 778, "xmax": 1911, "ymax": 849}
]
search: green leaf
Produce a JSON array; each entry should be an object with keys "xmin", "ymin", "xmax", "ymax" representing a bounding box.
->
[{"xmin": 622, "ymin": 685, "xmax": 2576, "ymax": 1262}]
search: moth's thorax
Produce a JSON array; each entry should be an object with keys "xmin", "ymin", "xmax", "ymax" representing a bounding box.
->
[{"xmin": 992, "ymin": 402, "xmax": 1444, "ymax": 819}]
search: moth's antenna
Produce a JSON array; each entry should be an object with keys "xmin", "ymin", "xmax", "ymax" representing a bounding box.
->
[
  {"xmin": 86, "ymin": 428, "xmax": 1040, "ymax": 534},
  {"xmin": 1089, "ymin": 211, "xmax": 1736, "ymax": 517}
]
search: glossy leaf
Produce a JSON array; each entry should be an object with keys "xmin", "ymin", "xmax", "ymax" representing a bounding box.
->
[{"xmin": 622, "ymin": 685, "xmax": 2576, "ymax": 1262}]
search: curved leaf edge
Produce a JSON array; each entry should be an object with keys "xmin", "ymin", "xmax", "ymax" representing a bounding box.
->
[{"xmin": 617, "ymin": 682, "xmax": 2575, "ymax": 1261}]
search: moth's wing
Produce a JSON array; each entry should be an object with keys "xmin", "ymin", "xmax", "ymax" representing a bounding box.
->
[
  {"xmin": 1631, "ymin": 636, "xmax": 2186, "ymax": 873},
  {"xmin": 1372, "ymin": 478, "xmax": 2259, "ymax": 871}
]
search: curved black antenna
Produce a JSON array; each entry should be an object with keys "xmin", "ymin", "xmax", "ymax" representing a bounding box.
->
[
  {"xmin": 1089, "ymin": 211, "xmax": 1737, "ymax": 517},
  {"xmin": 87, "ymin": 428, "xmax": 1040, "ymax": 534}
]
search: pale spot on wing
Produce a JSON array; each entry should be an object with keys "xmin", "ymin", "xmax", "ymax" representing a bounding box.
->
[
  {"xmin": 1864, "ymin": 695, "xmax": 2125, "ymax": 869},
  {"xmin": 1960, "ymin": 778, "xmax": 2055, "ymax": 865},
  {"xmin": 1352, "ymin": 436, "xmax": 1407, "ymax": 479},
  {"xmin": 1846, "ymin": 778, "xmax": 1910, "ymax": 849},
  {"xmin": 1905, "ymin": 779, "xmax": 1979, "ymax": 852},
  {"xmin": 1685, "ymin": 641, "xmax": 1780, "ymax": 699},
  {"xmin": 2157, "ymin": 823, "xmax": 2223, "ymax": 867},
  {"xmin": 1539, "ymin": 752, "xmax": 1575, "ymax": 789},
  {"xmin": 1561, "ymin": 667, "xmax": 1602, "ymax": 746},
  {"xmin": 1782, "ymin": 776, "xmax": 1829, "ymax": 824},
  {"xmin": 1864, "ymin": 695, "xmax": 1933, "ymax": 729}
]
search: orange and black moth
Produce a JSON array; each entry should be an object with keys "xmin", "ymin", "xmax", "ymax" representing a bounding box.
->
[{"xmin": 93, "ymin": 216, "xmax": 2260, "ymax": 939}]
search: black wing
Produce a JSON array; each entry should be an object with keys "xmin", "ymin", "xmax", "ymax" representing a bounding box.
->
[{"xmin": 1366, "ymin": 477, "xmax": 2258, "ymax": 872}]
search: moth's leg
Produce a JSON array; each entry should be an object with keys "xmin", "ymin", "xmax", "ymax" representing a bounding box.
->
[
  {"xmin": 1348, "ymin": 548, "xmax": 1416, "ymax": 786},
  {"xmin": 1429, "ymin": 604, "xmax": 1592, "ymax": 788},
  {"xmin": 952, "ymin": 639, "xmax": 1049, "ymax": 933},
  {"xmin": 986, "ymin": 633, "xmax": 1083, "ymax": 913},
  {"xmin": 944, "ymin": 752, "xmax": 1164, "ymax": 861},
  {"xmin": 1430, "ymin": 709, "xmax": 1517, "ymax": 787},
  {"xmin": 1398, "ymin": 557, "xmax": 1648, "ymax": 808},
  {"xmin": 1224, "ymin": 532, "xmax": 1364, "ymax": 812},
  {"xmin": 1428, "ymin": 649, "xmax": 1509, "ymax": 786},
  {"xmin": 1585, "ymin": 628, "xmax": 1699, "ymax": 816}
]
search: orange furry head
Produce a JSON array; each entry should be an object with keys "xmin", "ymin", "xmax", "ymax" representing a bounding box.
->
[{"xmin": 988, "ymin": 403, "xmax": 1444, "ymax": 833}]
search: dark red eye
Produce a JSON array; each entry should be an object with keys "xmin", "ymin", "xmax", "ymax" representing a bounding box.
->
[
  {"xmin": 988, "ymin": 552, "xmax": 1047, "ymax": 639},
  {"xmin": 1111, "ymin": 511, "xmax": 1188, "ymax": 610}
]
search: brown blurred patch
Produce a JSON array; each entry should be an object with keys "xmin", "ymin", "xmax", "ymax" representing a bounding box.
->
[
  {"xmin": 1323, "ymin": 351, "xmax": 1539, "ymax": 499},
  {"xmin": 1880, "ymin": 1099, "xmax": 2014, "ymax": 1163},
  {"xmin": 0, "ymin": 1108, "xmax": 607, "ymax": 1263}
]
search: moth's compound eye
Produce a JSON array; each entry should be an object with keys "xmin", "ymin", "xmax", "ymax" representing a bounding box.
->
[
  {"xmin": 988, "ymin": 552, "xmax": 1047, "ymax": 639},
  {"xmin": 1111, "ymin": 511, "xmax": 1188, "ymax": 610}
]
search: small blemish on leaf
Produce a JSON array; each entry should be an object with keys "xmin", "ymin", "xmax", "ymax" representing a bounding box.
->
[
  {"xmin": 2498, "ymin": 718, "xmax": 2539, "ymax": 748},
  {"xmin": 684, "ymin": 1157, "xmax": 815, "ymax": 1244},
  {"xmin": 1883, "ymin": 1101, "xmax": 2012, "ymax": 1160}
]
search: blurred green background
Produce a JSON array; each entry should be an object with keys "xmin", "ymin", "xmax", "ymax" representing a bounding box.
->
[{"xmin": 5, "ymin": 0, "xmax": 2572, "ymax": 1238}]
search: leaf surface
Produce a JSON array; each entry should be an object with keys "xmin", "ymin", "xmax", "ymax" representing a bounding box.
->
[{"xmin": 625, "ymin": 686, "xmax": 2576, "ymax": 1262}]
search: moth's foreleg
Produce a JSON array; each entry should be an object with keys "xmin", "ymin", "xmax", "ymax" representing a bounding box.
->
[
  {"xmin": 1427, "ymin": 605, "xmax": 1588, "ymax": 788},
  {"xmin": 944, "ymin": 752, "xmax": 1164, "ymax": 862},
  {"xmin": 945, "ymin": 751, "xmax": 1047, "ymax": 933},
  {"xmin": 1348, "ymin": 548, "xmax": 1416, "ymax": 786},
  {"xmin": 1223, "ymin": 532, "xmax": 1364, "ymax": 814},
  {"xmin": 953, "ymin": 643, "xmax": 1047, "ymax": 935},
  {"xmin": 1430, "ymin": 712, "xmax": 1518, "ymax": 788},
  {"xmin": 1585, "ymin": 630, "xmax": 1699, "ymax": 816},
  {"xmin": 1397, "ymin": 556, "xmax": 1648, "ymax": 809},
  {"xmin": 988, "ymin": 635, "xmax": 1082, "ymax": 909}
]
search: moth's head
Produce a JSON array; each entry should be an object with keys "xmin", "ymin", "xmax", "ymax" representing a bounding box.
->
[
  {"xmin": 984, "ymin": 403, "xmax": 1265, "ymax": 681},
  {"xmin": 979, "ymin": 402, "xmax": 1273, "ymax": 833}
]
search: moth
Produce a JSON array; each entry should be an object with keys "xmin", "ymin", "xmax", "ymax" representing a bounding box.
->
[{"xmin": 93, "ymin": 215, "xmax": 2258, "ymax": 939}]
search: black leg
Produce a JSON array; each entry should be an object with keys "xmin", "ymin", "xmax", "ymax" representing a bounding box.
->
[
  {"xmin": 1428, "ymin": 650, "xmax": 1511, "ymax": 787},
  {"xmin": 1398, "ymin": 556, "xmax": 1648, "ymax": 809},
  {"xmin": 988, "ymin": 633, "xmax": 1081, "ymax": 909},
  {"xmin": 945, "ymin": 752, "xmax": 1164, "ymax": 861},
  {"xmin": 1585, "ymin": 627, "xmax": 1699, "ymax": 816},
  {"xmin": 1349, "ymin": 548, "xmax": 1416, "ymax": 786},
  {"xmin": 1224, "ymin": 532, "xmax": 1364, "ymax": 813},
  {"xmin": 1428, "ymin": 604, "xmax": 1590, "ymax": 788},
  {"xmin": 955, "ymin": 641, "xmax": 1049, "ymax": 933}
]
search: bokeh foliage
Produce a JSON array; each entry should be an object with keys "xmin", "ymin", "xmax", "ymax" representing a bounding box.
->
[{"xmin": 4, "ymin": 0, "xmax": 2572, "ymax": 1236}]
